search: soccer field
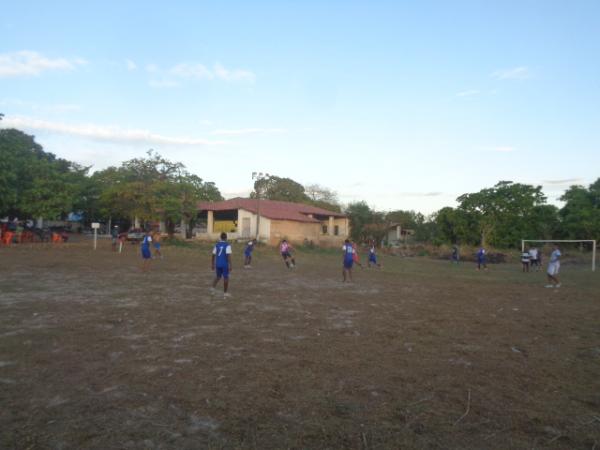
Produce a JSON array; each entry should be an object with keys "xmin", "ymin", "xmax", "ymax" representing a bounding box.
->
[{"xmin": 1, "ymin": 240, "xmax": 599, "ymax": 449}]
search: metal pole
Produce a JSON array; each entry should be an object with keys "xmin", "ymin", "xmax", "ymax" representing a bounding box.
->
[
  {"xmin": 593, "ymin": 240, "xmax": 596, "ymax": 272},
  {"xmin": 521, "ymin": 240, "xmax": 525, "ymax": 252},
  {"xmin": 94, "ymin": 228, "xmax": 97, "ymax": 250}
]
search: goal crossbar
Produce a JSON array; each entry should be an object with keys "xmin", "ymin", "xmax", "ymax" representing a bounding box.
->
[{"xmin": 521, "ymin": 239, "xmax": 597, "ymax": 272}]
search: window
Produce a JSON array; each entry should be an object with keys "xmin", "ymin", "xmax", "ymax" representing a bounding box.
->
[
  {"xmin": 322, "ymin": 225, "xmax": 328, "ymax": 234},
  {"xmin": 334, "ymin": 225, "xmax": 339, "ymax": 236}
]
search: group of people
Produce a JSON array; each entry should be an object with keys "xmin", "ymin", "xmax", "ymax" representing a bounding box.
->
[{"xmin": 207, "ymin": 234, "xmax": 384, "ymax": 297}]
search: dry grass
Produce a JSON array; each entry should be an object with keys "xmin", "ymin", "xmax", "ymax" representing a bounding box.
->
[{"xmin": 1, "ymin": 238, "xmax": 599, "ymax": 449}]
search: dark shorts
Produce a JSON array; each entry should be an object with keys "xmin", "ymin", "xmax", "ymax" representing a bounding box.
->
[
  {"xmin": 244, "ymin": 251, "xmax": 252, "ymax": 257},
  {"xmin": 369, "ymin": 254, "xmax": 377, "ymax": 263},
  {"xmin": 281, "ymin": 251, "xmax": 291, "ymax": 259},
  {"xmin": 154, "ymin": 243, "xmax": 161, "ymax": 249},
  {"xmin": 141, "ymin": 247, "xmax": 152, "ymax": 259},
  {"xmin": 216, "ymin": 266, "xmax": 230, "ymax": 279},
  {"xmin": 344, "ymin": 258, "xmax": 354, "ymax": 269}
]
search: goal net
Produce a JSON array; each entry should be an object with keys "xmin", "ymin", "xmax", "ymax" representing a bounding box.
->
[{"xmin": 521, "ymin": 239, "xmax": 597, "ymax": 272}]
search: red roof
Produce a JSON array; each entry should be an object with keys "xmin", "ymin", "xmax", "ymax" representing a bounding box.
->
[{"xmin": 198, "ymin": 198, "xmax": 346, "ymax": 223}]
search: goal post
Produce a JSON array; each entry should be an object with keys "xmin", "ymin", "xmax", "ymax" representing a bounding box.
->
[{"xmin": 521, "ymin": 239, "xmax": 597, "ymax": 272}]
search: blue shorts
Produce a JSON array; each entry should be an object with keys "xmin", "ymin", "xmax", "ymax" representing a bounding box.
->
[
  {"xmin": 343, "ymin": 258, "xmax": 354, "ymax": 269},
  {"xmin": 369, "ymin": 254, "xmax": 377, "ymax": 263},
  {"xmin": 244, "ymin": 251, "xmax": 252, "ymax": 257},
  {"xmin": 215, "ymin": 266, "xmax": 230, "ymax": 279},
  {"xmin": 141, "ymin": 247, "xmax": 152, "ymax": 259},
  {"xmin": 154, "ymin": 243, "xmax": 161, "ymax": 249}
]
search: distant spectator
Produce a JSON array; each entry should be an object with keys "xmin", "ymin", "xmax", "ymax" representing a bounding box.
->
[
  {"xmin": 529, "ymin": 247, "xmax": 540, "ymax": 271},
  {"xmin": 451, "ymin": 245, "xmax": 460, "ymax": 264},
  {"xmin": 111, "ymin": 226, "xmax": 119, "ymax": 251},
  {"xmin": 477, "ymin": 247, "xmax": 487, "ymax": 270},
  {"xmin": 521, "ymin": 248, "xmax": 531, "ymax": 272}
]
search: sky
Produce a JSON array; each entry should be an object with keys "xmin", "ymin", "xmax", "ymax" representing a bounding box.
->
[{"xmin": 1, "ymin": 0, "xmax": 599, "ymax": 214}]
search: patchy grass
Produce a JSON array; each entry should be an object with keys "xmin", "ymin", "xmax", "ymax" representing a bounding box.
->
[{"xmin": 1, "ymin": 238, "xmax": 599, "ymax": 449}]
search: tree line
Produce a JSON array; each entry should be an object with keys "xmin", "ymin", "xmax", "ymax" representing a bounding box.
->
[
  {"xmin": 0, "ymin": 127, "xmax": 222, "ymax": 235},
  {"xmin": 1, "ymin": 123, "xmax": 598, "ymax": 247}
]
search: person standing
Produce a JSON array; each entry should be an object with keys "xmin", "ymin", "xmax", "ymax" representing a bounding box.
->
[
  {"xmin": 140, "ymin": 229, "xmax": 153, "ymax": 272},
  {"xmin": 212, "ymin": 232, "xmax": 233, "ymax": 298},
  {"xmin": 342, "ymin": 239, "xmax": 355, "ymax": 282},
  {"xmin": 111, "ymin": 226, "xmax": 119, "ymax": 251},
  {"xmin": 451, "ymin": 245, "xmax": 460, "ymax": 264},
  {"xmin": 477, "ymin": 247, "xmax": 487, "ymax": 270},
  {"xmin": 521, "ymin": 248, "xmax": 531, "ymax": 272},
  {"xmin": 529, "ymin": 247, "xmax": 540, "ymax": 271},
  {"xmin": 545, "ymin": 244, "xmax": 561, "ymax": 288},
  {"xmin": 368, "ymin": 240, "xmax": 382, "ymax": 268},
  {"xmin": 244, "ymin": 239, "xmax": 255, "ymax": 268},
  {"xmin": 152, "ymin": 231, "xmax": 162, "ymax": 259}
]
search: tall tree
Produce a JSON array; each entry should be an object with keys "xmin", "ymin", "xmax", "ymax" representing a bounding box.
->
[
  {"xmin": 457, "ymin": 181, "xmax": 550, "ymax": 248},
  {"xmin": 251, "ymin": 175, "xmax": 310, "ymax": 203},
  {"xmin": 559, "ymin": 178, "xmax": 600, "ymax": 240}
]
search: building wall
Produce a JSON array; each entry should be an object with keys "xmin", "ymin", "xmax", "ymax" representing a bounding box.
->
[{"xmin": 269, "ymin": 220, "xmax": 321, "ymax": 246}]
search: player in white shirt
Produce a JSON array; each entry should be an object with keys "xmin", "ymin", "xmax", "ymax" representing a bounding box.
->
[{"xmin": 545, "ymin": 244, "xmax": 561, "ymax": 288}]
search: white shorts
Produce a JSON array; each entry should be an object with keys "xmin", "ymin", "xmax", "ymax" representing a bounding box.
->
[{"xmin": 547, "ymin": 262, "xmax": 560, "ymax": 276}]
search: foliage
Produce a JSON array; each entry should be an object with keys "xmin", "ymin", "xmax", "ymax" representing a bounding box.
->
[
  {"xmin": 456, "ymin": 181, "xmax": 548, "ymax": 247},
  {"xmin": 0, "ymin": 128, "xmax": 89, "ymax": 220},
  {"xmin": 559, "ymin": 179, "xmax": 600, "ymax": 241}
]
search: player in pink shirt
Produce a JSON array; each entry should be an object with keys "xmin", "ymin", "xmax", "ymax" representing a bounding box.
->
[{"xmin": 280, "ymin": 239, "xmax": 296, "ymax": 269}]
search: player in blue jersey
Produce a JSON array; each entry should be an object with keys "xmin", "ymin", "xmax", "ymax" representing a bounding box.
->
[
  {"xmin": 368, "ymin": 240, "xmax": 382, "ymax": 268},
  {"xmin": 140, "ymin": 229, "xmax": 153, "ymax": 272},
  {"xmin": 342, "ymin": 239, "xmax": 355, "ymax": 282},
  {"xmin": 244, "ymin": 239, "xmax": 255, "ymax": 268},
  {"xmin": 211, "ymin": 232, "xmax": 233, "ymax": 297},
  {"xmin": 476, "ymin": 247, "xmax": 487, "ymax": 270}
]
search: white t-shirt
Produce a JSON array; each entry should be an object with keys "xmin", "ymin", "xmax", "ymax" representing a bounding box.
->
[{"xmin": 529, "ymin": 248, "xmax": 538, "ymax": 259}]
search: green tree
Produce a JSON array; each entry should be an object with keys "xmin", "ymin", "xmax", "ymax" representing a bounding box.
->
[
  {"xmin": 0, "ymin": 128, "xmax": 87, "ymax": 220},
  {"xmin": 251, "ymin": 175, "xmax": 310, "ymax": 203},
  {"xmin": 559, "ymin": 179, "xmax": 600, "ymax": 241},
  {"xmin": 456, "ymin": 181, "xmax": 549, "ymax": 248}
]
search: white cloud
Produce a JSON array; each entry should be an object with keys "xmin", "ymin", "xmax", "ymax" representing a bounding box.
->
[
  {"xmin": 456, "ymin": 89, "xmax": 480, "ymax": 97},
  {"xmin": 0, "ymin": 50, "xmax": 86, "ymax": 77},
  {"xmin": 171, "ymin": 63, "xmax": 212, "ymax": 79},
  {"xmin": 145, "ymin": 63, "xmax": 159, "ymax": 73},
  {"xmin": 170, "ymin": 62, "xmax": 255, "ymax": 82},
  {"xmin": 0, "ymin": 116, "xmax": 227, "ymax": 147},
  {"xmin": 491, "ymin": 66, "xmax": 531, "ymax": 80},
  {"xmin": 211, "ymin": 128, "xmax": 286, "ymax": 136},
  {"xmin": 126, "ymin": 59, "xmax": 137, "ymax": 71},
  {"xmin": 148, "ymin": 79, "xmax": 180, "ymax": 88},
  {"xmin": 213, "ymin": 62, "xmax": 255, "ymax": 82},
  {"xmin": 542, "ymin": 178, "xmax": 584, "ymax": 185}
]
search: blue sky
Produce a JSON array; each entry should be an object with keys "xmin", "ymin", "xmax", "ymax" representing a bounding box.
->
[{"xmin": 1, "ymin": 1, "xmax": 599, "ymax": 213}]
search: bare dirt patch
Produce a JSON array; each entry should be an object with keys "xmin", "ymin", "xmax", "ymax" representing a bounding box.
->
[{"xmin": 1, "ymin": 240, "xmax": 599, "ymax": 449}]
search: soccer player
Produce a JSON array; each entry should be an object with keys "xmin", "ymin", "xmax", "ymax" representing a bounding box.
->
[
  {"xmin": 212, "ymin": 232, "xmax": 232, "ymax": 297},
  {"xmin": 477, "ymin": 247, "xmax": 487, "ymax": 270},
  {"xmin": 152, "ymin": 231, "xmax": 162, "ymax": 259},
  {"xmin": 140, "ymin": 229, "xmax": 153, "ymax": 272},
  {"xmin": 545, "ymin": 244, "xmax": 561, "ymax": 288},
  {"xmin": 352, "ymin": 241, "xmax": 363, "ymax": 268},
  {"xmin": 342, "ymin": 239, "xmax": 355, "ymax": 282},
  {"xmin": 521, "ymin": 248, "xmax": 531, "ymax": 272},
  {"xmin": 280, "ymin": 239, "xmax": 296, "ymax": 269},
  {"xmin": 244, "ymin": 239, "xmax": 255, "ymax": 268},
  {"xmin": 529, "ymin": 247, "xmax": 540, "ymax": 271},
  {"xmin": 451, "ymin": 245, "xmax": 460, "ymax": 264},
  {"xmin": 368, "ymin": 240, "xmax": 381, "ymax": 268},
  {"xmin": 111, "ymin": 225, "xmax": 119, "ymax": 252}
]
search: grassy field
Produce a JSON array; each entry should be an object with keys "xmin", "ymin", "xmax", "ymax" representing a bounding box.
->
[{"xmin": 1, "ymin": 238, "xmax": 599, "ymax": 449}]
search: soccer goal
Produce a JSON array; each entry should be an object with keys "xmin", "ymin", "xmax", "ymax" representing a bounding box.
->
[{"xmin": 521, "ymin": 239, "xmax": 597, "ymax": 272}]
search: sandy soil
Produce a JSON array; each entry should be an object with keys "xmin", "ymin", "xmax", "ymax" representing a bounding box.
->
[{"xmin": 1, "ymin": 239, "xmax": 599, "ymax": 449}]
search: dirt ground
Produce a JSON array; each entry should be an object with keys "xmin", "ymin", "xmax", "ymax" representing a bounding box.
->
[{"xmin": 1, "ymin": 238, "xmax": 599, "ymax": 449}]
